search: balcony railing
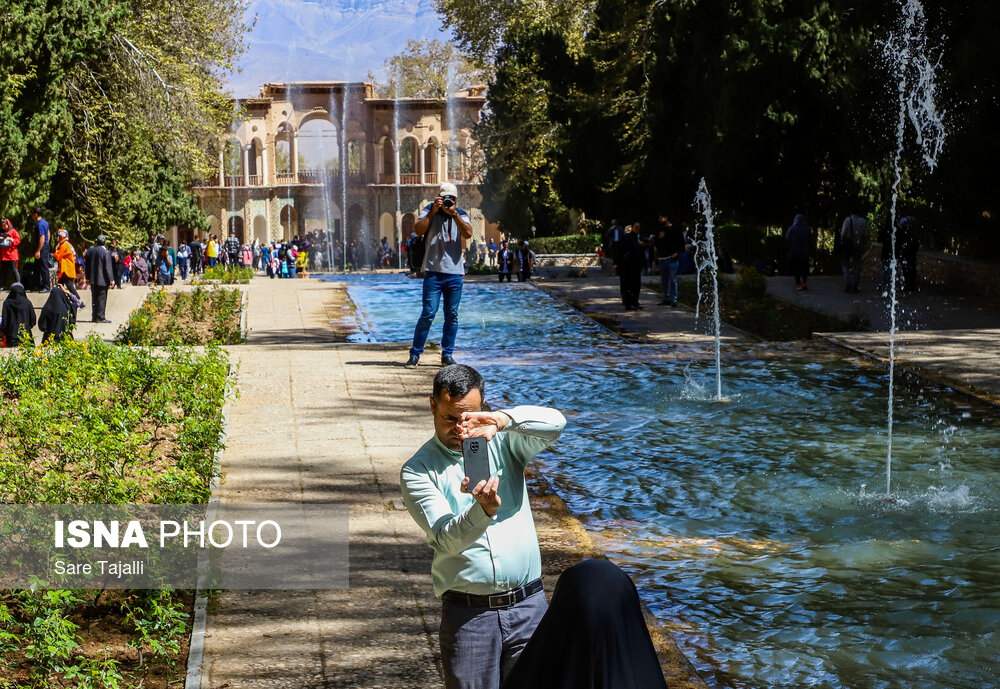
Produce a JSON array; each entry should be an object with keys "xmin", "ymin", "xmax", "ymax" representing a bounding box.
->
[
  {"xmin": 224, "ymin": 175, "xmax": 242, "ymax": 187},
  {"xmin": 248, "ymin": 174, "xmax": 262, "ymax": 186},
  {"xmin": 276, "ymin": 171, "xmax": 296, "ymax": 184},
  {"xmin": 424, "ymin": 172, "xmax": 438, "ymax": 185}
]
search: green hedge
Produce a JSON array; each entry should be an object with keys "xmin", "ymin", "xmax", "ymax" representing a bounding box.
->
[{"xmin": 528, "ymin": 234, "xmax": 602, "ymax": 254}]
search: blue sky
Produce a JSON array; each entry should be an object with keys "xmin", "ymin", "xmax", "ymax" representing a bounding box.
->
[{"xmin": 227, "ymin": 0, "xmax": 447, "ymax": 97}]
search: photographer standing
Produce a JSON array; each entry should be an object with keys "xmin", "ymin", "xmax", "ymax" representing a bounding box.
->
[{"xmin": 405, "ymin": 182, "xmax": 472, "ymax": 368}]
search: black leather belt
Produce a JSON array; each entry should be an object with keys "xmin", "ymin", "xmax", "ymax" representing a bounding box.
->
[{"xmin": 442, "ymin": 578, "xmax": 543, "ymax": 610}]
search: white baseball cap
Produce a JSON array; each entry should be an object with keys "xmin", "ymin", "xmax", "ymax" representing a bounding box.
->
[{"xmin": 439, "ymin": 182, "xmax": 458, "ymax": 197}]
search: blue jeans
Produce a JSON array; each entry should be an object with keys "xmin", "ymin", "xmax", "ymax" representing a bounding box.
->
[
  {"xmin": 439, "ymin": 590, "xmax": 547, "ymax": 689},
  {"xmin": 410, "ymin": 271, "xmax": 463, "ymax": 358},
  {"xmin": 659, "ymin": 257, "xmax": 679, "ymax": 303}
]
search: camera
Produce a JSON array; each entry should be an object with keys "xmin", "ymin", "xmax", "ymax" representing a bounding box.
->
[{"xmin": 441, "ymin": 196, "xmax": 456, "ymax": 209}]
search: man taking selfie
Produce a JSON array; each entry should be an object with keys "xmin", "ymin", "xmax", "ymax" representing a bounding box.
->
[
  {"xmin": 405, "ymin": 182, "xmax": 473, "ymax": 368},
  {"xmin": 401, "ymin": 365, "xmax": 566, "ymax": 689}
]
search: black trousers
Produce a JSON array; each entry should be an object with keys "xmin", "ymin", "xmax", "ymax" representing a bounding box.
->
[
  {"xmin": 499, "ymin": 272, "xmax": 511, "ymax": 282},
  {"xmin": 58, "ymin": 274, "xmax": 80, "ymax": 299},
  {"xmin": 91, "ymin": 285, "xmax": 109, "ymax": 321},
  {"xmin": 789, "ymin": 257, "xmax": 809, "ymax": 286},
  {"xmin": 619, "ymin": 268, "xmax": 641, "ymax": 307}
]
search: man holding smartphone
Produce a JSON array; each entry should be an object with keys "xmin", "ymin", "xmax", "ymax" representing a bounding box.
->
[{"xmin": 401, "ymin": 365, "xmax": 566, "ymax": 689}]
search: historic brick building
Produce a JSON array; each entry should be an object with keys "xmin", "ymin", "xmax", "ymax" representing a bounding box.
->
[{"xmin": 192, "ymin": 81, "xmax": 496, "ymax": 251}]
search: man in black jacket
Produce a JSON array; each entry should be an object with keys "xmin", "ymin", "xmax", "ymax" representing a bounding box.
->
[{"xmin": 85, "ymin": 235, "xmax": 115, "ymax": 323}]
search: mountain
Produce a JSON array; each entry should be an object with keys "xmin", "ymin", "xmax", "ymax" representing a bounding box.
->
[{"xmin": 227, "ymin": 0, "xmax": 448, "ymax": 97}]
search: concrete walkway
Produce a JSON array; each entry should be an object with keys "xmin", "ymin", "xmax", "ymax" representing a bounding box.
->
[{"xmin": 199, "ymin": 276, "xmax": 709, "ymax": 689}]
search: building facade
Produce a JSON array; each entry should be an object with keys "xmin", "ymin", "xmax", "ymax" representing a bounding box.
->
[{"xmin": 191, "ymin": 81, "xmax": 497, "ymax": 254}]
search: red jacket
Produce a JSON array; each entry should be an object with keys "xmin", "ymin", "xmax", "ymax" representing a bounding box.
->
[{"xmin": 0, "ymin": 219, "xmax": 20, "ymax": 262}]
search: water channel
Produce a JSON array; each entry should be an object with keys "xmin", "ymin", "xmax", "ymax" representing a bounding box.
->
[{"xmin": 323, "ymin": 273, "xmax": 1000, "ymax": 689}]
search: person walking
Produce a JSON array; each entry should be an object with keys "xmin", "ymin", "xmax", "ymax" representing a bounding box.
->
[
  {"xmin": 29, "ymin": 209, "xmax": 52, "ymax": 292},
  {"xmin": 516, "ymin": 241, "xmax": 535, "ymax": 282},
  {"xmin": 206, "ymin": 234, "xmax": 219, "ymax": 268},
  {"xmin": 497, "ymin": 241, "xmax": 514, "ymax": 283},
  {"xmin": 176, "ymin": 241, "xmax": 191, "ymax": 280},
  {"xmin": 615, "ymin": 224, "xmax": 644, "ymax": 310},
  {"xmin": 405, "ymin": 182, "xmax": 473, "ymax": 368},
  {"xmin": 785, "ymin": 214, "xmax": 813, "ymax": 291},
  {"xmin": 0, "ymin": 218, "xmax": 22, "ymax": 288},
  {"xmin": 401, "ymin": 365, "xmax": 566, "ymax": 689},
  {"xmin": 84, "ymin": 235, "xmax": 115, "ymax": 323},
  {"xmin": 154, "ymin": 247, "xmax": 172, "ymax": 285},
  {"xmin": 224, "ymin": 230, "xmax": 241, "ymax": 268},
  {"xmin": 53, "ymin": 229, "xmax": 81, "ymax": 300},
  {"xmin": 109, "ymin": 238, "xmax": 124, "ymax": 289},
  {"xmin": 840, "ymin": 211, "xmax": 869, "ymax": 293},
  {"xmin": 655, "ymin": 215, "xmax": 685, "ymax": 306}
]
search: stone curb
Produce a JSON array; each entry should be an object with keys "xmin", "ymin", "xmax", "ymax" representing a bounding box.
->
[{"xmin": 184, "ymin": 366, "xmax": 233, "ymax": 689}]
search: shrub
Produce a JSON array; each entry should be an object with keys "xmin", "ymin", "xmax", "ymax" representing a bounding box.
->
[
  {"xmin": 528, "ymin": 234, "xmax": 602, "ymax": 254},
  {"xmin": 732, "ymin": 267, "xmax": 768, "ymax": 300},
  {"xmin": 117, "ymin": 287, "xmax": 244, "ymax": 346},
  {"xmin": 194, "ymin": 265, "xmax": 253, "ymax": 284}
]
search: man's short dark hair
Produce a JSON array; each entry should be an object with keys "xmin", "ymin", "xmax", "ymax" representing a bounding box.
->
[
  {"xmin": 433, "ymin": 365, "xmax": 485, "ymax": 402},
  {"xmin": 32, "ymin": 208, "xmax": 43, "ymax": 217}
]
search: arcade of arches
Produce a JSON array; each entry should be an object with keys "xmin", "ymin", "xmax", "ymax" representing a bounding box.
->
[{"xmin": 193, "ymin": 81, "xmax": 499, "ymax": 253}]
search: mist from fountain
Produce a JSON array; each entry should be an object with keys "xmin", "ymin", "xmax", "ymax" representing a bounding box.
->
[
  {"xmin": 693, "ymin": 178, "xmax": 724, "ymax": 401},
  {"xmin": 340, "ymin": 86, "xmax": 350, "ymax": 271},
  {"xmin": 393, "ymin": 72, "xmax": 403, "ymax": 270},
  {"xmin": 882, "ymin": 0, "xmax": 947, "ymax": 496}
]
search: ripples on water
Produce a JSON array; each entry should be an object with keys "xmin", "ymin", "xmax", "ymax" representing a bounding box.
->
[{"xmin": 329, "ymin": 275, "xmax": 1000, "ymax": 689}]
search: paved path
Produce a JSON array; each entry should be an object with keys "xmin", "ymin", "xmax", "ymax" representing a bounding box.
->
[
  {"xmin": 762, "ymin": 275, "xmax": 1000, "ymax": 332},
  {"xmin": 201, "ymin": 276, "xmax": 707, "ymax": 689},
  {"xmin": 534, "ymin": 273, "xmax": 751, "ymax": 345}
]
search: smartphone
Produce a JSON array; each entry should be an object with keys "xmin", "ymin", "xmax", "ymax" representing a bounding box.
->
[{"xmin": 462, "ymin": 437, "xmax": 491, "ymax": 488}]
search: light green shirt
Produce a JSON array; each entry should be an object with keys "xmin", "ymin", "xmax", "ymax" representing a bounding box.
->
[{"xmin": 400, "ymin": 406, "xmax": 566, "ymax": 597}]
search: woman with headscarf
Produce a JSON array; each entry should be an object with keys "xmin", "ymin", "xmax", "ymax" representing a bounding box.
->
[
  {"xmin": 130, "ymin": 251, "xmax": 149, "ymax": 286},
  {"xmin": 1, "ymin": 283, "xmax": 36, "ymax": 347},
  {"xmin": 500, "ymin": 559, "xmax": 668, "ymax": 689},
  {"xmin": 53, "ymin": 228, "xmax": 81, "ymax": 299},
  {"xmin": 37, "ymin": 283, "xmax": 78, "ymax": 343}
]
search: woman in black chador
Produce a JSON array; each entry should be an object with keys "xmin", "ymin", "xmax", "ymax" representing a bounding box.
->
[
  {"xmin": 501, "ymin": 558, "xmax": 669, "ymax": 689},
  {"xmin": 37, "ymin": 283, "xmax": 78, "ymax": 343},
  {"xmin": 1, "ymin": 283, "xmax": 36, "ymax": 347}
]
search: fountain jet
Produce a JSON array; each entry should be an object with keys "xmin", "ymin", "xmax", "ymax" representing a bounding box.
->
[{"xmin": 882, "ymin": 0, "xmax": 947, "ymax": 496}]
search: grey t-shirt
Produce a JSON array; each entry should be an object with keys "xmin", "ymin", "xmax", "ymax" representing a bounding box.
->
[{"xmin": 419, "ymin": 204, "xmax": 471, "ymax": 275}]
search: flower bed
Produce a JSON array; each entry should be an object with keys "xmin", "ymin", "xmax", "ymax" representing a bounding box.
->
[
  {"xmin": 0, "ymin": 337, "xmax": 229, "ymax": 687},
  {"xmin": 116, "ymin": 286, "xmax": 244, "ymax": 346}
]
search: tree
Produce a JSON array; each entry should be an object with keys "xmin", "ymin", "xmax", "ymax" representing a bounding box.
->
[
  {"xmin": 0, "ymin": 0, "xmax": 250, "ymax": 242},
  {"xmin": 370, "ymin": 39, "xmax": 488, "ymax": 99}
]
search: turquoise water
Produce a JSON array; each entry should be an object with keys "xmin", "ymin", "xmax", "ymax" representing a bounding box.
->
[{"xmin": 328, "ymin": 274, "xmax": 1000, "ymax": 689}]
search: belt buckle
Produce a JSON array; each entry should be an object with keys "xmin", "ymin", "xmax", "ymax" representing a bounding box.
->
[{"xmin": 488, "ymin": 591, "xmax": 514, "ymax": 609}]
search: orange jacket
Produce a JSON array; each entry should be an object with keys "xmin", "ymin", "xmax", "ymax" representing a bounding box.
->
[{"xmin": 55, "ymin": 239, "xmax": 77, "ymax": 279}]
